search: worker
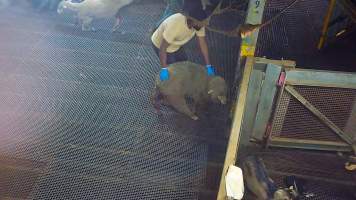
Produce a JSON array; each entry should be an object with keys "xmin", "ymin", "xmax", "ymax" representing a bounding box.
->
[{"xmin": 151, "ymin": 1, "xmax": 216, "ymax": 81}]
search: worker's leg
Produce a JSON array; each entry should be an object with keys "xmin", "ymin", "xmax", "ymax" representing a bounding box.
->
[
  {"xmin": 112, "ymin": 2, "xmax": 133, "ymax": 32},
  {"xmin": 171, "ymin": 47, "xmax": 188, "ymax": 63}
]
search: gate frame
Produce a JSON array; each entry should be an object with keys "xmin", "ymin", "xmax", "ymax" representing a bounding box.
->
[
  {"xmin": 267, "ymin": 68, "xmax": 356, "ymax": 152},
  {"xmin": 216, "ymin": 0, "xmax": 267, "ymax": 198}
]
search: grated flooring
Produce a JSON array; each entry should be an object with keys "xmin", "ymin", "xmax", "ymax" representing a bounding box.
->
[
  {"xmin": 0, "ymin": 1, "xmax": 245, "ymax": 199},
  {"xmin": 256, "ymin": 0, "xmax": 356, "ymax": 71}
]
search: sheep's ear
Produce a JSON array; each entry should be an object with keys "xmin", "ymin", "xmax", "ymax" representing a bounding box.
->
[{"xmin": 208, "ymin": 90, "xmax": 213, "ymax": 95}]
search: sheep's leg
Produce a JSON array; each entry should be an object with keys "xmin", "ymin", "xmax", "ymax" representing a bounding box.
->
[
  {"xmin": 81, "ymin": 16, "xmax": 95, "ymax": 31},
  {"xmin": 166, "ymin": 95, "xmax": 198, "ymax": 120},
  {"xmin": 160, "ymin": 97, "xmax": 170, "ymax": 106},
  {"xmin": 112, "ymin": 1, "xmax": 134, "ymax": 32},
  {"xmin": 112, "ymin": 15, "xmax": 121, "ymax": 32},
  {"xmin": 152, "ymin": 87, "xmax": 162, "ymax": 115},
  {"xmin": 191, "ymin": 94, "xmax": 203, "ymax": 114},
  {"xmin": 73, "ymin": 14, "xmax": 80, "ymax": 26}
]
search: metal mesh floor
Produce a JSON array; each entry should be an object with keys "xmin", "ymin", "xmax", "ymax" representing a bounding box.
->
[
  {"xmin": 256, "ymin": 0, "xmax": 356, "ymax": 71},
  {"xmin": 261, "ymin": 150, "xmax": 356, "ymax": 200},
  {"xmin": 0, "ymin": 1, "xmax": 245, "ymax": 199},
  {"xmin": 237, "ymin": 149, "xmax": 356, "ymax": 200}
]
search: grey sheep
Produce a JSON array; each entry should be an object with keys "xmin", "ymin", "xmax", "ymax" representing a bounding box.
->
[{"xmin": 152, "ymin": 61, "xmax": 227, "ymax": 120}]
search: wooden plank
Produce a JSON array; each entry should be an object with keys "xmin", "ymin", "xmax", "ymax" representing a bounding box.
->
[
  {"xmin": 216, "ymin": 56, "xmax": 254, "ymax": 200},
  {"xmin": 252, "ymin": 63, "xmax": 282, "ymax": 140},
  {"xmin": 254, "ymin": 62, "xmax": 267, "ymax": 71},
  {"xmin": 254, "ymin": 57, "xmax": 296, "ymax": 69},
  {"xmin": 285, "ymin": 85, "xmax": 354, "ymax": 144},
  {"xmin": 285, "ymin": 69, "xmax": 356, "ymax": 89},
  {"xmin": 269, "ymin": 137, "xmax": 352, "ymax": 152},
  {"xmin": 242, "ymin": 69, "xmax": 264, "ymax": 141},
  {"xmin": 240, "ymin": 0, "xmax": 267, "ymax": 56}
]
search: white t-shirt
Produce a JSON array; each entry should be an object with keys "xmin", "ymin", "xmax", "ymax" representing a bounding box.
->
[{"xmin": 151, "ymin": 13, "xmax": 206, "ymax": 53}]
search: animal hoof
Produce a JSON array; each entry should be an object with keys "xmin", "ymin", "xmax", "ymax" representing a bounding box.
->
[
  {"xmin": 111, "ymin": 26, "xmax": 118, "ymax": 33},
  {"xmin": 154, "ymin": 109, "xmax": 162, "ymax": 115},
  {"xmin": 191, "ymin": 115, "xmax": 199, "ymax": 120}
]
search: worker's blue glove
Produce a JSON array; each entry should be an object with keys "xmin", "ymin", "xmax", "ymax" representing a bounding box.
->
[
  {"xmin": 160, "ymin": 67, "xmax": 170, "ymax": 81},
  {"xmin": 206, "ymin": 64, "xmax": 215, "ymax": 76}
]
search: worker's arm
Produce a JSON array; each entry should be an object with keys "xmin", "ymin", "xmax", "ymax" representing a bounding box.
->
[
  {"xmin": 159, "ymin": 39, "xmax": 170, "ymax": 81},
  {"xmin": 197, "ymin": 36, "xmax": 210, "ymax": 65},
  {"xmin": 159, "ymin": 38, "xmax": 169, "ymax": 68},
  {"xmin": 197, "ymin": 36, "xmax": 215, "ymax": 76}
]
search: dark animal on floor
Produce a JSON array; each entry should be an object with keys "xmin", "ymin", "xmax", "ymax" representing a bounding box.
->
[
  {"xmin": 242, "ymin": 156, "xmax": 294, "ymax": 200},
  {"xmin": 57, "ymin": 0, "xmax": 133, "ymax": 32},
  {"xmin": 242, "ymin": 156, "xmax": 276, "ymax": 200},
  {"xmin": 152, "ymin": 61, "xmax": 227, "ymax": 120}
]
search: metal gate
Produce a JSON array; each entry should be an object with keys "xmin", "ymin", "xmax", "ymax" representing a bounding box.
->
[{"xmin": 267, "ymin": 69, "xmax": 356, "ymax": 152}]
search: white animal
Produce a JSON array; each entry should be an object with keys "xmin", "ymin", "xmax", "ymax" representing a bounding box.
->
[{"xmin": 57, "ymin": 0, "xmax": 133, "ymax": 32}]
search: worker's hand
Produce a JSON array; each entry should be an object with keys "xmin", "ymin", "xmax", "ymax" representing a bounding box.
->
[
  {"xmin": 160, "ymin": 67, "xmax": 170, "ymax": 81},
  {"xmin": 206, "ymin": 64, "xmax": 215, "ymax": 76}
]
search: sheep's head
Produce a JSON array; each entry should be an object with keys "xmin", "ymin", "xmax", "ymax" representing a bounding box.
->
[{"xmin": 207, "ymin": 76, "xmax": 227, "ymax": 105}]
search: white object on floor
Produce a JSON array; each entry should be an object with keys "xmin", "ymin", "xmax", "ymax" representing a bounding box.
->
[{"xmin": 225, "ymin": 165, "xmax": 244, "ymax": 200}]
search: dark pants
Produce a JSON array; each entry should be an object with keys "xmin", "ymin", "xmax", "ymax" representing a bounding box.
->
[{"xmin": 152, "ymin": 43, "xmax": 187, "ymax": 65}]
